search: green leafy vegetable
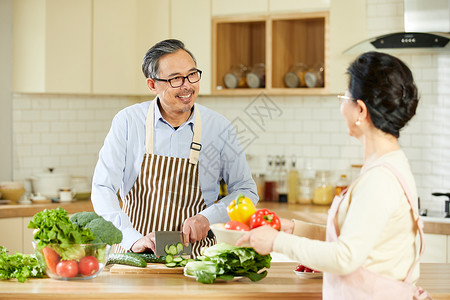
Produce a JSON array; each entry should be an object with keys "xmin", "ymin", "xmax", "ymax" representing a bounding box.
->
[
  {"xmin": 0, "ymin": 246, "xmax": 44, "ymax": 282},
  {"xmin": 185, "ymin": 243, "xmax": 271, "ymax": 284},
  {"xmin": 28, "ymin": 207, "xmax": 95, "ymax": 260}
]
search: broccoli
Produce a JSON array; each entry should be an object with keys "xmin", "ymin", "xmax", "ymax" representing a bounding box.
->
[
  {"xmin": 70, "ymin": 211, "xmax": 123, "ymax": 246},
  {"xmin": 70, "ymin": 211, "xmax": 101, "ymax": 227},
  {"xmin": 84, "ymin": 218, "xmax": 123, "ymax": 246}
]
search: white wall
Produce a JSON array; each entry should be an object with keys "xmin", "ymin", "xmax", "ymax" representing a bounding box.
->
[
  {"xmin": 0, "ymin": 0, "xmax": 13, "ymax": 181},
  {"xmin": 11, "ymin": 0, "xmax": 450, "ymax": 212}
]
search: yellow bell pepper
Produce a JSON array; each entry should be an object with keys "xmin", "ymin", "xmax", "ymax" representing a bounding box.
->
[{"xmin": 226, "ymin": 194, "xmax": 257, "ymax": 225}]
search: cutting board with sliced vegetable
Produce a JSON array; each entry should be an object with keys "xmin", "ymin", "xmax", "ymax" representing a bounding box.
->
[{"xmin": 109, "ymin": 263, "xmax": 184, "ymax": 274}]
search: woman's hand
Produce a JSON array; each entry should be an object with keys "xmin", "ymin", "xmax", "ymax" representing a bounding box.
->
[
  {"xmin": 235, "ymin": 225, "xmax": 279, "ymax": 255},
  {"xmin": 280, "ymin": 218, "xmax": 294, "ymax": 233}
]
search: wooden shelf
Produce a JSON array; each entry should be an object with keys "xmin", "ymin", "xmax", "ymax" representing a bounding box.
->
[{"xmin": 212, "ymin": 12, "xmax": 329, "ymax": 96}]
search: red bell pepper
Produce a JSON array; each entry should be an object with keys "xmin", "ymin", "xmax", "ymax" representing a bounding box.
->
[{"xmin": 249, "ymin": 209, "xmax": 281, "ymax": 231}]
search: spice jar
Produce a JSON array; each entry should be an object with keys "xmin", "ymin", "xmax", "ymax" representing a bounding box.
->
[
  {"xmin": 335, "ymin": 174, "xmax": 349, "ymax": 197},
  {"xmin": 313, "ymin": 171, "xmax": 334, "ymax": 205},
  {"xmin": 246, "ymin": 63, "xmax": 266, "ymax": 88},
  {"xmin": 224, "ymin": 64, "xmax": 248, "ymax": 89},
  {"xmin": 284, "ymin": 63, "xmax": 309, "ymax": 88},
  {"xmin": 305, "ymin": 62, "xmax": 324, "ymax": 88}
]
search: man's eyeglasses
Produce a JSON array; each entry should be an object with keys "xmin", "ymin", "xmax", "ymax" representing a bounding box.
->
[
  {"xmin": 337, "ymin": 94, "xmax": 357, "ymax": 105},
  {"xmin": 153, "ymin": 69, "xmax": 202, "ymax": 88}
]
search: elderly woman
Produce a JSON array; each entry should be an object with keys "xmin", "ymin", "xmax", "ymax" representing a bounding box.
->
[{"xmin": 237, "ymin": 52, "xmax": 430, "ymax": 299}]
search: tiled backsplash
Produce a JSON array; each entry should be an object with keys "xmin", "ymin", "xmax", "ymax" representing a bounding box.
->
[{"xmin": 12, "ymin": 0, "xmax": 450, "ymax": 212}]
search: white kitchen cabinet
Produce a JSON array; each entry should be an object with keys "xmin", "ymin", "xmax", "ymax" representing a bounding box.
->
[
  {"xmin": 448, "ymin": 235, "xmax": 450, "ymax": 263},
  {"xmin": 269, "ymin": 0, "xmax": 329, "ymax": 13},
  {"xmin": 421, "ymin": 233, "xmax": 448, "ymax": 263},
  {"xmin": 0, "ymin": 217, "xmax": 23, "ymax": 254},
  {"xmin": 13, "ymin": 0, "xmax": 92, "ymax": 94},
  {"xmin": 171, "ymin": 0, "xmax": 211, "ymax": 95},
  {"xmin": 93, "ymin": 0, "xmax": 170, "ymax": 95},
  {"xmin": 212, "ymin": 0, "xmax": 268, "ymax": 16},
  {"xmin": 22, "ymin": 217, "xmax": 34, "ymax": 254},
  {"xmin": 328, "ymin": 0, "xmax": 367, "ymax": 94}
]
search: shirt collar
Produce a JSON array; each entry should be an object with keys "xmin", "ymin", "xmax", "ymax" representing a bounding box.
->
[{"xmin": 153, "ymin": 97, "xmax": 195, "ymax": 129}]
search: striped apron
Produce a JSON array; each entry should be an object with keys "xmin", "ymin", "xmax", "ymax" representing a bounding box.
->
[{"xmin": 114, "ymin": 100, "xmax": 215, "ymax": 256}]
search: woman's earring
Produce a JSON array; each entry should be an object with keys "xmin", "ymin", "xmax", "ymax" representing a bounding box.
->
[{"xmin": 355, "ymin": 119, "xmax": 361, "ymax": 126}]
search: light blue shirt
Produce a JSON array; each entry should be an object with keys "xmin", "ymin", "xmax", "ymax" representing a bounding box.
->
[{"xmin": 91, "ymin": 98, "xmax": 258, "ymax": 250}]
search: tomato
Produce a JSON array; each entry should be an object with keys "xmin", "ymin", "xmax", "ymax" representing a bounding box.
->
[
  {"xmin": 249, "ymin": 209, "xmax": 281, "ymax": 231},
  {"xmin": 56, "ymin": 260, "xmax": 79, "ymax": 278},
  {"xmin": 224, "ymin": 220, "xmax": 250, "ymax": 231},
  {"xmin": 42, "ymin": 247, "xmax": 60, "ymax": 274},
  {"xmin": 78, "ymin": 256, "xmax": 99, "ymax": 276}
]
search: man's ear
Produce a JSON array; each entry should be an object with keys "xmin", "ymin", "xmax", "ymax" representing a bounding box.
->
[{"xmin": 146, "ymin": 78, "xmax": 157, "ymax": 94}]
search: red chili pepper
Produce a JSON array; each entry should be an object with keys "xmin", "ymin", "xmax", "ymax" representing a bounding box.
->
[{"xmin": 249, "ymin": 209, "xmax": 281, "ymax": 231}]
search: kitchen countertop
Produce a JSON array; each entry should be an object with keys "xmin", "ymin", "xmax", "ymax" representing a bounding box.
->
[
  {"xmin": 0, "ymin": 262, "xmax": 449, "ymax": 299},
  {"xmin": 0, "ymin": 200, "xmax": 449, "ymax": 235}
]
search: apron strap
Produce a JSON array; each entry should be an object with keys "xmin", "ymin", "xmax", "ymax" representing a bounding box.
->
[
  {"xmin": 377, "ymin": 163, "xmax": 425, "ymax": 284},
  {"xmin": 145, "ymin": 100, "xmax": 202, "ymax": 165}
]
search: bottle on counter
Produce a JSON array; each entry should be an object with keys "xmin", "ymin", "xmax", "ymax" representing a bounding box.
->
[
  {"xmin": 298, "ymin": 160, "xmax": 315, "ymax": 204},
  {"xmin": 313, "ymin": 170, "xmax": 334, "ymax": 205},
  {"xmin": 287, "ymin": 155, "xmax": 300, "ymax": 204},
  {"xmin": 335, "ymin": 174, "xmax": 349, "ymax": 197},
  {"xmin": 264, "ymin": 155, "xmax": 278, "ymax": 202},
  {"xmin": 277, "ymin": 155, "xmax": 288, "ymax": 203},
  {"xmin": 253, "ymin": 173, "xmax": 265, "ymax": 202}
]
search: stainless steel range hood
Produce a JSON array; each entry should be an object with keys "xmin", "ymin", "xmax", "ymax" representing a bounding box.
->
[{"xmin": 344, "ymin": 0, "xmax": 450, "ymax": 54}]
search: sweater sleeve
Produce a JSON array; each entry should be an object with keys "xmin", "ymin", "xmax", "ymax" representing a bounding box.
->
[{"xmin": 273, "ymin": 167, "xmax": 403, "ymax": 274}]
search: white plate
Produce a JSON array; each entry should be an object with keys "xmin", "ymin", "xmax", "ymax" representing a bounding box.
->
[
  {"xmin": 293, "ymin": 270, "xmax": 323, "ymax": 279},
  {"xmin": 0, "ymin": 199, "xmax": 11, "ymax": 204},
  {"xmin": 184, "ymin": 273, "xmax": 244, "ymax": 282}
]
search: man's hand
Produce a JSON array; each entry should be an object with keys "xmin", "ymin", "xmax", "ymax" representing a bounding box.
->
[
  {"xmin": 130, "ymin": 232, "xmax": 156, "ymax": 253},
  {"xmin": 182, "ymin": 214, "xmax": 210, "ymax": 246}
]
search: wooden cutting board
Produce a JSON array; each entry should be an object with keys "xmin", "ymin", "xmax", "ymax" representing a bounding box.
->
[{"xmin": 109, "ymin": 263, "xmax": 184, "ymax": 274}]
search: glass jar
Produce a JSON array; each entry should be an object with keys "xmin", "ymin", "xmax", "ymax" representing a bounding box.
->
[
  {"xmin": 335, "ymin": 174, "xmax": 349, "ymax": 197},
  {"xmin": 284, "ymin": 63, "xmax": 309, "ymax": 88},
  {"xmin": 246, "ymin": 63, "xmax": 266, "ymax": 88},
  {"xmin": 305, "ymin": 62, "xmax": 324, "ymax": 88},
  {"xmin": 298, "ymin": 177, "xmax": 314, "ymax": 204},
  {"xmin": 223, "ymin": 64, "xmax": 248, "ymax": 89},
  {"xmin": 313, "ymin": 170, "xmax": 334, "ymax": 205}
]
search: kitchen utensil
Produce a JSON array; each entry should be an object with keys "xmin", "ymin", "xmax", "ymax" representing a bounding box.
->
[
  {"xmin": 59, "ymin": 187, "xmax": 76, "ymax": 202},
  {"xmin": 154, "ymin": 231, "xmax": 192, "ymax": 256},
  {"xmin": 0, "ymin": 181, "xmax": 26, "ymax": 204},
  {"xmin": 30, "ymin": 168, "xmax": 71, "ymax": 198},
  {"xmin": 33, "ymin": 241, "xmax": 111, "ymax": 280},
  {"xmin": 209, "ymin": 223, "xmax": 250, "ymax": 247},
  {"xmin": 109, "ymin": 263, "xmax": 184, "ymax": 274}
]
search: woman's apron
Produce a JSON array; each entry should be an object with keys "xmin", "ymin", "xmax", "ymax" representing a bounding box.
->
[
  {"xmin": 323, "ymin": 163, "xmax": 431, "ymax": 300},
  {"xmin": 114, "ymin": 100, "xmax": 215, "ymax": 256}
]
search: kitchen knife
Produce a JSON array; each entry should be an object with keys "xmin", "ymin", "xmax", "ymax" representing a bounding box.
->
[{"xmin": 154, "ymin": 231, "xmax": 192, "ymax": 257}]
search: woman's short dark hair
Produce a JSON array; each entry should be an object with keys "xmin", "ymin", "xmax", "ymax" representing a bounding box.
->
[
  {"xmin": 347, "ymin": 51, "xmax": 419, "ymax": 138},
  {"xmin": 142, "ymin": 39, "xmax": 197, "ymax": 79}
]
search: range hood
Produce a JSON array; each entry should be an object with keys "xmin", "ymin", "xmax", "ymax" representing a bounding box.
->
[{"xmin": 344, "ymin": 0, "xmax": 450, "ymax": 54}]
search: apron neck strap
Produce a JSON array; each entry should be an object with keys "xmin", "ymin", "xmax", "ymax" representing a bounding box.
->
[{"xmin": 145, "ymin": 100, "xmax": 202, "ymax": 165}]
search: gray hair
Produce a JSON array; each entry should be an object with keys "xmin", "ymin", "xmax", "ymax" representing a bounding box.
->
[{"xmin": 142, "ymin": 39, "xmax": 197, "ymax": 79}]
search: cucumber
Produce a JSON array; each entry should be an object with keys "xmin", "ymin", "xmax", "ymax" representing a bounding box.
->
[
  {"xmin": 165, "ymin": 254, "xmax": 173, "ymax": 263},
  {"xmin": 165, "ymin": 262, "xmax": 177, "ymax": 268},
  {"xmin": 176, "ymin": 242, "xmax": 184, "ymax": 253},
  {"xmin": 166, "ymin": 244, "xmax": 178, "ymax": 255},
  {"xmin": 172, "ymin": 257, "xmax": 183, "ymax": 263},
  {"xmin": 106, "ymin": 253, "xmax": 147, "ymax": 268},
  {"xmin": 134, "ymin": 253, "xmax": 166, "ymax": 264}
]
